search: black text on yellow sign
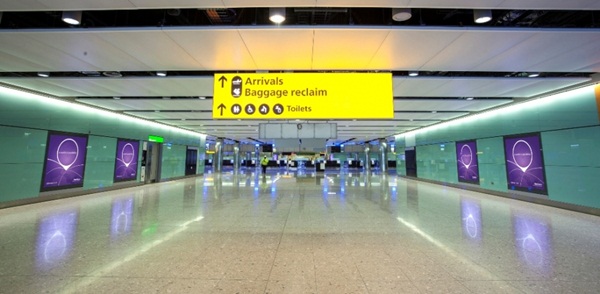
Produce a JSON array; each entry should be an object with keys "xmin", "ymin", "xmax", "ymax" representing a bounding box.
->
[{"xmin": 212, "ymin": 73, "xmax": 393, "ymax": 119}]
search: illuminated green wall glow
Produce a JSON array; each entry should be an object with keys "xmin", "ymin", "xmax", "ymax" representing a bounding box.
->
[
  {"xmin": 396, "ymin": 85, "xmax": 600, "ymax": 209},
  {"xmin": 0, "ymin": 86, "xmax": 206, "ymax": 205}
]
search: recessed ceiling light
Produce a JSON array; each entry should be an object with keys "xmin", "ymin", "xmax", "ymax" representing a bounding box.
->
[
  {"xmin": 156, "ymin": 71, "xmax": 167, "ymax": 77},
  {"xmin": 466, "ymin": 97, "xmax": 474, "ymax": 100},
  {"xmin": 269, "ymin": 8, "xmax": 286, "ymax": 24},
  {"xmin": 474, "ymin": 9, "xmax": 492, "ymax": 24},
  {"xmin": 102, "ymin": 71, "xmax": 122, "ymax": 78},
  {"xmin": 62, "ymin": 11, "xmax": 82, "ymax": 25},
  {"xmin": 408, "ymin": 71, "xmax": 419, "ymax": 77},
  {"xmin": 37, "ymin": 72, "xmax": 50, "ymax": 78},
  {"xmin": 528, "ymin": 72, "xmax": 540, "ymax": 78},
  {"xmin": 392, "ymin": 8, "xmax": 412, "ymax": 22}
]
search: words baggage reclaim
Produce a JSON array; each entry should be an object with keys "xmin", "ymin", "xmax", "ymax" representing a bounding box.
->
[{"xmin": 212, "ymin": 73, "xmax": 393, "ymax": 119}]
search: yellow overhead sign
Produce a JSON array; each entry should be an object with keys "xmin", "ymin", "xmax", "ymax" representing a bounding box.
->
[{"xmin": 212, "ymin": 73, "xmax": 393, "ymax": 119}]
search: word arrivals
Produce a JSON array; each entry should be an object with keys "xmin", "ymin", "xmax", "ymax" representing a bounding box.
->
[{"xmin": 245, "ymin": 77, "xmax": 283, "ymax": 86}]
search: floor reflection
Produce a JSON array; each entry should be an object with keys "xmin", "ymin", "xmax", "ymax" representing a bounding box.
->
[
  {"xmin": 0, "ymin": 167, "xmax": 597, "ymax": 293},
  {"xmin": 35, "ymin": 210, "xmax": 78, "ymax": 271},
  {"xmin": 512, "ymin": 210, "xmax": 554, "ymax": 275}
]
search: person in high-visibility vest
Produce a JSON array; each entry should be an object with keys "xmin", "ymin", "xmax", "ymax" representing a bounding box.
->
[{"xmin": 260, "ymin": 155, "xmax": 269, "ymax": 174}]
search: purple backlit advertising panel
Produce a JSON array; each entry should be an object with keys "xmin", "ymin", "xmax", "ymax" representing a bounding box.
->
[
  {"xmin": 41, "ymin": 132, "xmax": 88, "ymax": 191},
  {"xmin": 114, "ymin": 139, "xmax": 139, "ymax": 182},
  {"xmin": 35, "ymin": 211, "xmax": 78, "ymax": 271},
  {"xmin": 503, "ymin": 133, "xmax": 547, "ymax": 194},
  {"xmin": 512, "ymin": 212, "xmax": 553, "ymax": 276},
  {"xmin": 456, "ymin": 140, "xmax": 480, "ymax": 184}
]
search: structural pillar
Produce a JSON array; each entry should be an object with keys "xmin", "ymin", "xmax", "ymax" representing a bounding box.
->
[
  {"xmin": 364, "ymin": 144, "xmax": 371, "ymax": 172},
  {"xmin": 379, "ymin": 139, "xmax": 388, "ymax": 173},
  {"xmin": 233, "ymin": 143, "xmax": 240, "ymax": 172},
  {"xmin": 214, "ymin": 138, "xmax": 223, "ymax": 173}
]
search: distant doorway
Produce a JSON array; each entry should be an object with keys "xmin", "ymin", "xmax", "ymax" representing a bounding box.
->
[
  {"xmin": 185, "ymin": 148, "xmax": 198, "ymax": 176},
  {"xmin": 405, "ymin": 148, "xmax": 417, "ymax": 177}
]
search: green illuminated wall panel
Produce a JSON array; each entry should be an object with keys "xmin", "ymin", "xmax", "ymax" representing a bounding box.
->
[
  {"xmin": 542, "ymin": 126, "xmax": 600, "ymax": 207},
  {"xmin": 395, "ymin": 147, "xmax": 406, "ymax": 176},
  {"xmin": 1, "ymin": 86, "xmax": 206, "ymax": 205},
  {"xmin": 395, "ymin": 85, "xmax": 600, "ymax": 210},
  {"xmin": 414, "ymin": 87, "xmax": 598, "ymax": 146},
  {"xmin": 476, "ymin": 137, "xmax": 508, "ymax": 192},
  {"xmin": 416, "ymin": 143, "xmax": 457, "ymax": 184},
  {"xmin": 161, "ymin": 144, "xmax": 186, "ymax": 180},
  {"xmin": 83, "ymin": 136, "xmax": 117, "ymax": 190},
  {"xmin": 0, "ymin": 126, "xmax": 46, "ymax": 202}
]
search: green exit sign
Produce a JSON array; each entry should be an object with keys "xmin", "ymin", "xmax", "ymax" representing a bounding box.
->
[{"xmin": 148, "ymin": 135, "xmax": 164, "ymax": 143}]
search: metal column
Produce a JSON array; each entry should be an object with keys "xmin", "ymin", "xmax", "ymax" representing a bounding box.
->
[
  {"xmin": 379, "ymin": 139, "xmax": 388, "ymax": 173},
  {"xmin": 214, "ymin": 138, "xmax": 223, "ymax": 173},
  {"xmin": 364, "ymin": 144, "xmax": 371, "ymax": 172},
  {"xmin": 233, "ymin": 143, "xmax": 240, "ymax": 172}
]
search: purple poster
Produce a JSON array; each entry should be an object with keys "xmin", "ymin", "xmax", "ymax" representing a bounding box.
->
[
  {"xmin": 35, "ymin": 211, "xmax": 78, "ymax": 271},
  {"xmin": 504, "ymin": 133, "xmax": 547, "ymax": 194},
  {"xmin": 512, "ymin": 212, "xmax": 553, "ymax": 275},
  {"xmin": 41, "ymin": 133, "xmax": 88, "ymax": 191},
  {"xmin": 456, "ymin": 140, "xmax": 480, "ymax": 184},
  {"xmin": 114, "ymin": 139, "xmax": 139, "ymax": 182}
]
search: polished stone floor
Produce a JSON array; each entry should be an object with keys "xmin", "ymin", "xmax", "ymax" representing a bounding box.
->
[{"xmin": 1, "ymin": 168, "xmax": 600, "ymax": 293}]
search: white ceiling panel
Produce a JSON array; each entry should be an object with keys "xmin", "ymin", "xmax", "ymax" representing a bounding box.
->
[
  {"xmin": 26, "ymin": 31, "xmax": 151, "ymax": 71},
  {"xmin": 317, "ymin": 0, "xmax": 410, "ymax": 7},
  {"xmin": 125, "ymin": 111, "xmax": 214, "ymax": 120},
  {"xmin": 224, "ymin": 0, "xmax": 317, "ymax": 7},
  {"xmin": 0, "ymin": 79, "xmax": 91, "ymax": 96},
  {"xmin": 2, "ymin": 27, "xmax": 597, "ymax": 72},
  {"xmin": 128, "ymin": 0, "xmax": 224, "ymax": 9},
  {"xmin": 530, "ymin": 38, "xmax": 600, "ymax": 72},
  {"xmin": 405, "ymin": 0, "xmax": 504, "ymax": 8},
  {"xmin": 0, "ymin": 77, "xmax": 214, "ymax": 97},
  {"xmin": 313, "ymin": 28, "xmax": 390, "ymax": 69},
  {"xmin": 393, "ymin": 77, "xmax": 590, "ymax": 98},
  {"xmin": 472, "ymin": 30, "xmax": 600, "ymax": 72},
  {"xmin": 497, "ymin": 0, "xmax": 600, "ymax": 10},
  {"xmin": 159, "ymin": 120, "xmax": 263, "ymax": 126},
  {"xmin": 422, "ymin": 30, "xmax": 534, "ymax": 71},
  {"xmin": 239, "ymin": 28, "xmax": 314, "ymax": 70},
  {"xmin": 165, "ymin": 28, "xmax": 256, "ymax": 70},
  {"xmin": 96, "ymin": 31, "xmax": 205, "ymax": 70},
  {"xmin": 394, "ymin": 99, "xmax": 512, "ymax": 111},
  {"xmin": 76, "ymin": 99, "xmax": 213, "ymax": 111},
  {"xmin": 36, "ymin": 0, "xmax": 136, "ymax": 10},
  {"xmin": 331, "ymin": 120, "xmax": 432, "ymax": 126},
  {"xmin": 394, "ymin": 112, "xmax": 468, "ymax": 120},
  {"xmin": 472, "ymin": 77, "xmax": 589, "ymax": 97},
  {"xmin": 369, "ymin": 29, "xmax": 463, "ymax": 70},
  {"xmin": 0, "ymin": 32, "xmax": 96, "ymax": 71},
  {"xmin": 0, "ymin": 0, "xmax": 49, "ymax": 10}
]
